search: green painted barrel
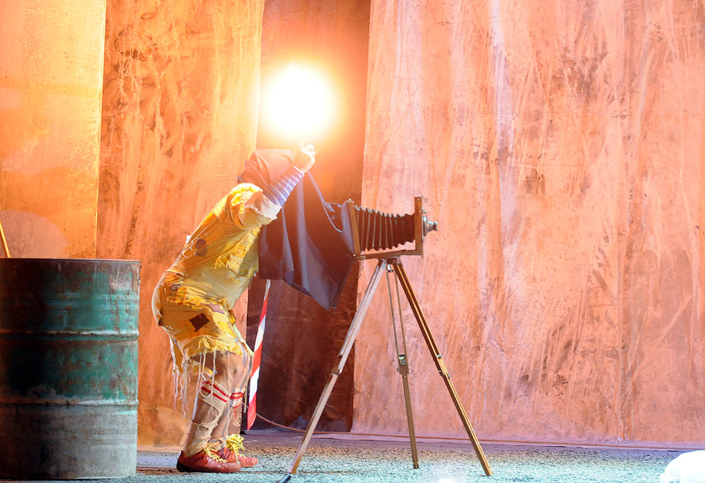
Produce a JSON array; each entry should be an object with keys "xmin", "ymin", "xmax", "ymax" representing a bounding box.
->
[{"xmin": 0, "ymin": 258, "xmax": 140, "ymax": 479}]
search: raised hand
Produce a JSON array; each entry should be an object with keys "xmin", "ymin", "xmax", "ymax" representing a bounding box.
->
[{"xmin": 292, "ymin": 143, "xmax": 316, "ymax": 173}]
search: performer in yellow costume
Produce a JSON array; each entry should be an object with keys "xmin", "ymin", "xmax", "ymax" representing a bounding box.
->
[{"xmin": 152, "ymin": 145, "xmax": 315, "ymax": 473}]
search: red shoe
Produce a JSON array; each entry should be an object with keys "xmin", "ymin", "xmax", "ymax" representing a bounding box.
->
[
  {"xmin": 216, "ymin": 434, "xmax": 259, "ymax": 468},
  {"xmin": 176, "ymin": 448, "xmax": 242, "ymax": 473}
]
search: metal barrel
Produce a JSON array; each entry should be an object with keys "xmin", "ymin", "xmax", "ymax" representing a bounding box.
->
[{"xmin": 0, "ymin": 258, "xmax": 140, "ymax": 479}]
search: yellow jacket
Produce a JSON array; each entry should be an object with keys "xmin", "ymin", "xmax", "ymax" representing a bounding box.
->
[
  {"xmin": 163, "ymin": 183, "xmax": 280, "ymax": 309},
  {"xmin": 153, "ymin": 183, "xmax": 280, "ymax": 370}
]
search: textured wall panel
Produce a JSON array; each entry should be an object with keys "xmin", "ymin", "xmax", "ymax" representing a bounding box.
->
[
  {"xmin": 355, "ymin": 0, "xmax": 705, "ymax": 446},
  {"xmin": 98, "ymin": 0, "xmax": 264, "ymax": 446},
  {"xmin": 0, "ymin": 0, "xmax": 106, "ymax": 258}
]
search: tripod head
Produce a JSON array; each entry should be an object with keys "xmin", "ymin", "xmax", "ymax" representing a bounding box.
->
[{"xmin": 347, "ymin": 196, "xmax": 438, "ymax": 260}]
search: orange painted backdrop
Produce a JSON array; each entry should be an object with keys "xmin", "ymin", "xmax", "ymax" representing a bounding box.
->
[
  {"xmin": 98, "ymin": 0, "xmax": 264, "ymax": 446},
  {"xmin": 353, "ymin": 0, "xmax": 705, "ymax": 446},
  {"xmin": 0, "ymin": 0, "xmax": 106, "ymax": 258}
]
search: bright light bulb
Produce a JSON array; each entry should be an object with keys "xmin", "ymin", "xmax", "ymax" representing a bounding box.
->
[{"xmin": 263, "ymin": 64, "xmax": 335, "ymax": 141}]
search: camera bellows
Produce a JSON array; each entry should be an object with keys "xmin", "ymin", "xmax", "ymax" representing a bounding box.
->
[{"xmin": 354, "ymin": 206, "xmax": 416, "ymax": 252}]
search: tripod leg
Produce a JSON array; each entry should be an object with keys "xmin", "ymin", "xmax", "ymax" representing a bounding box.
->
[
  {"xmin": 398, "ymin": 355, "xmax": 419, "ymax": 468},
  {"xmin": 287, "ymin": 259, "xmax": 387, "ymax": 475},
  {"xmin": 392, "ymin": 259, "xmax": 492, "ymax": 476},
  {"xmin": 386, "ymin": 265, "xmax": 420, "ymax": 468}
]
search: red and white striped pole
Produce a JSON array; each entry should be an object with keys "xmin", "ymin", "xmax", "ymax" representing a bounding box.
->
[{"xmin": 247, "ymin": 279, "xmax": 270, "ymax": 429}]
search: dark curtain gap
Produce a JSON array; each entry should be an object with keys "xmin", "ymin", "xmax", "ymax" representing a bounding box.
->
[{"xmin": 249, "ymin": 0, "xmax": 371, "ymax": 432}]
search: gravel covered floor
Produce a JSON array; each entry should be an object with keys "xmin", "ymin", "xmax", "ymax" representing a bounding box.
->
[
  {"xmin": 125, "ymin": 430, "xmax": 686, "ymax": 483},
  {"xmin": 0, "ymin": 430, "xmax": 689, "ymax": 482}
]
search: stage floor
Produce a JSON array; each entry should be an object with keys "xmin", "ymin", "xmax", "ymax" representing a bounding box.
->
[
  {"xmin": 0, "ymin": 429, "xmax": 688, "ymax": 482},
  {"xmin": 129, "ymin": 429, "xmax": 684, "ymax": 483}
]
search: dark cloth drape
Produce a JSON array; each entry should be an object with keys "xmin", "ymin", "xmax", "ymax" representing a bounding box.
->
[{"xmin": 240, "ymin": 149, "xmax": 355, "ymax": 309}]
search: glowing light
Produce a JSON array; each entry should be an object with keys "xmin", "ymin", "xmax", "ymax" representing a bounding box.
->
[{"xmin": 262, "ymin": 63, "xmax": 336, "ymax": 141}]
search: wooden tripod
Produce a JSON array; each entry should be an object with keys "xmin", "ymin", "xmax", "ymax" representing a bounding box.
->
[{"xmin": 281, "ymin": 256, "xmax": 492, "ymax": 480}]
